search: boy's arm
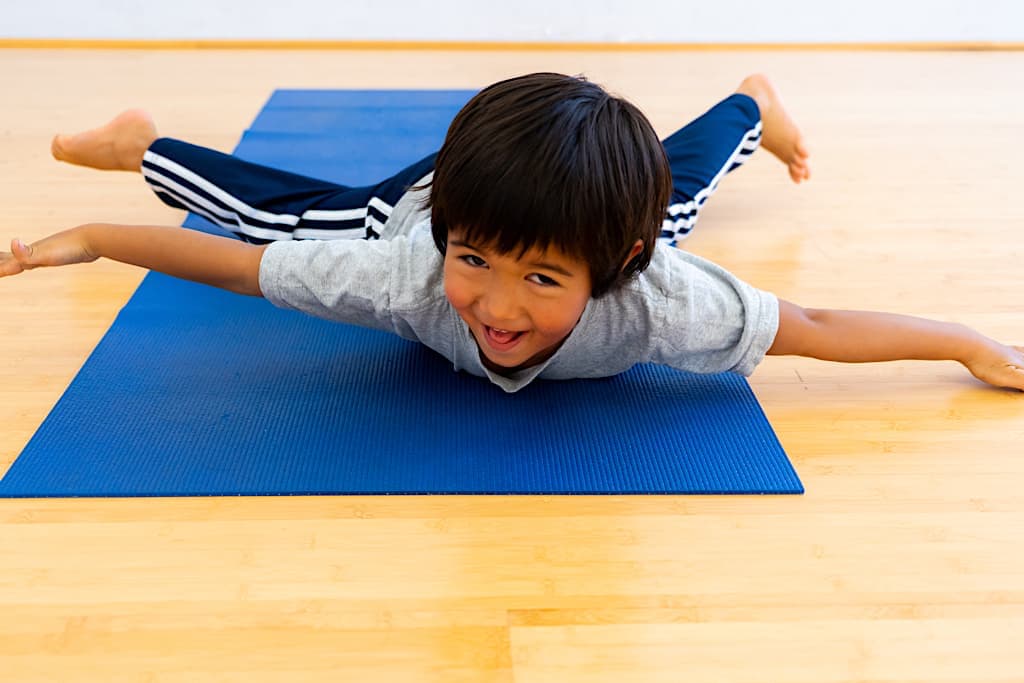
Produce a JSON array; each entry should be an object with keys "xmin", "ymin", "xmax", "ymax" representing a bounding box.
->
[
  {"xmin": 768, "ymin": 299, "xmax": 1024, "ymax": 391},
  {"xmin": 0, "ymin": 223, "xmax": 267, "ymax": 296}
]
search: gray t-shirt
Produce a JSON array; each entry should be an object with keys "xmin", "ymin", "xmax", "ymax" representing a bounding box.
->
[{"xmin": 258, "ymin": 180, "xmax": 779, "ymax": 393}]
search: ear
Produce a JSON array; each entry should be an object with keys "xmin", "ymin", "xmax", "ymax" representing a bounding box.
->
[{"xmin": 620, "ymin": 239, "xmax": 645, "ymax": 273}]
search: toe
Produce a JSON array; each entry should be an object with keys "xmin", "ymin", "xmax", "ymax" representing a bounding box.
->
[
  {"xmin": 795, "ymin": 139, "xmax": 809, "ymax": 160},
  {"xmin": 51, "ymin": 135, "xmax": 66, "ymax": 160},
  {"xmin": 789, "ymin": 160, "xmax": 811, "ymax": 184}
]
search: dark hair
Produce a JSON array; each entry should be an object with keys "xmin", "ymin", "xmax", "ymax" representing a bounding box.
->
[{"xmin": 423, "ymin": 72, "xmax": 671, "ymax": 298}]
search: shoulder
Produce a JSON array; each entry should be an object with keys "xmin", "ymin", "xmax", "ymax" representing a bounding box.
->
[
  {"xmin": 389, "ymin": 227, "xmax": 448, "ymax": 310},
  {"xmin": 382, "ymin": 176, "xmax": 433, "ymax": 240},
  {"xmin": 258, "ymin": 226, "xmax": 445, "ymax": 312},
  {"xmin": 260, "ymin": 225, "xmax": 437, "ymax": 273},
  {"xmin": 645, "ymin": 243, "xmax": 733, "ymax": 284},
  {"xmin": 638, "ymin": 243, "xmax": 773, "ymax": 309}
]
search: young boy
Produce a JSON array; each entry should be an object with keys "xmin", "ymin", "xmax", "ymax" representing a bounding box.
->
[{"xmin": 1, "ymin": 73, "xmax": 1021, "ymax": 393}]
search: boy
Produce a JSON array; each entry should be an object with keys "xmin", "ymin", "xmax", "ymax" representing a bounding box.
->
[{"xmin": 2, "ymin": 73, "xmax": 1021, "ymax": 393}]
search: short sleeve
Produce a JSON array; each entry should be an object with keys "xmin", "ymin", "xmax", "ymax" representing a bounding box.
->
[
  {"xmin": 650, "ymin": 249, "xmax": 779, "ymax": 376},
  {"xmin": 258, "ymin": 238, "xmax": 397, "ymax": 332}
]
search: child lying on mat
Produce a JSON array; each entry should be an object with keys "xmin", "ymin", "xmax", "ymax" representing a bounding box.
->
[{"xmin": 2, "ymin": 73, "xmax": 1022, "ymax": 393}]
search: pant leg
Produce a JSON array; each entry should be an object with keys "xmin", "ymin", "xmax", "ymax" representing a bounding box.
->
[
  {"xmin": 660, "ymin": 93, "xmax": 762, "ymax": 244},
  {"xmin": 142, "ymin": 138, "xmax": 436, "ymax": 243}
]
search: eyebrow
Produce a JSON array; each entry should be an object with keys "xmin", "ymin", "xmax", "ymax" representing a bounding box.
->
[{"xmin": 449, "ymin": 238, "xmax": 577, "ymax": 279}]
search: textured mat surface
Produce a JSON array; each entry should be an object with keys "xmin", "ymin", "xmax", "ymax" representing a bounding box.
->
[{"xmin": 0, "ymin": 89, "xmax": 802, "ymax": 497}]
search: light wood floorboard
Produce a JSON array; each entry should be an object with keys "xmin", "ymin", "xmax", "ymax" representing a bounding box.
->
[{"xmin": 0, "ymin": 49, "xmax": 1022, "ymax": 682}]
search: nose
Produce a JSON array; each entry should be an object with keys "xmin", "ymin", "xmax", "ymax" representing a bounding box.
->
[{"xmin": 477, "ymin": 284, "xmax": 521, "ymax": 325}]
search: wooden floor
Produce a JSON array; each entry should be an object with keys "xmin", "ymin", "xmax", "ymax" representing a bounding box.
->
[{"xmin": 1, "ymin": 48, "xmax": 1022, "ymax": 682}]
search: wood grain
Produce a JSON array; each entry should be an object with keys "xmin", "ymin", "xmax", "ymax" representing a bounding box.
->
[{"xmin": 0, "ymin": 49, "xmax": 1021, "ymax": 682}]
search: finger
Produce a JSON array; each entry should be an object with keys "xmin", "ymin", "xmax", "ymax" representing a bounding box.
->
[
  {"xmin": 10, "ymin": 239, "xmax": 48, "ymax": 270},
  {"xmin": 11, "ymin": 238, "xmax": 40, "ymax": 270},
  {"xmin": 0, "ymin": 251, "xmax": 25, "ymax": 277},
  {"xmin": 1000, "ymin": 365, "xmax": 1024, "ymax": 392}
]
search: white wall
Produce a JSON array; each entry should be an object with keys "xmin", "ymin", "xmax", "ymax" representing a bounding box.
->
[{"xmin": 4, "ymin": 0, "xmax": 1023, "ymax": 42}]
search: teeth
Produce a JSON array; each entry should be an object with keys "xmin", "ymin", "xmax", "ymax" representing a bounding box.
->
[{"xmin": 486, "ymin": 326, "xmax": 520, "ymax": 344}]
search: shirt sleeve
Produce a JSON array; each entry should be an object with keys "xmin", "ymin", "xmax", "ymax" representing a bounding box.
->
[
  {"xmin": 257, "ymin": 237, "xmax": 398, "ymax": 333},
  {"xmin": 651, "ymin": 249, "xmax": 779, "ymax": 376}
]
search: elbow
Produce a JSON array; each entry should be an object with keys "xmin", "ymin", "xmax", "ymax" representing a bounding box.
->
[
  {"xmin": 802, "ymin": 307, "xmax": 829, "ymax": 324},
  {"xmin": 235, "ymin": 245, "xmax": 267, "ymax": 297}
]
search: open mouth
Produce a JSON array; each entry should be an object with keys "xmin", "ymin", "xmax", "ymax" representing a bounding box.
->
[{"xmin": 482, "ymin": 325, "xmax": 526, "ymax": 351}]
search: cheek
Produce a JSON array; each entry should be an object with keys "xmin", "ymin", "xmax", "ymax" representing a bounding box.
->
[
  {"xmin": 530, "ymin": 296, "xmax": 588, "ymax": 337},
  {"xmin": 443, "ymin": 269, "xmax": 474, "ymax": 313}
]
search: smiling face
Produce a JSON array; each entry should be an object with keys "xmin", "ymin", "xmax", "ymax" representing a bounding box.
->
[{"xmin": 443, "ymin": 232, "xmax": 594, "ymax": 374}]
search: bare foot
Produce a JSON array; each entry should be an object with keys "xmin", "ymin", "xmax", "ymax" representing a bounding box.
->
[
  {"xmin": 51, "ymin": 109, "xmax": 158, "ymax": 172},
  {"xmin": 736, "ymin": 74, "xmax": 810, "ymax": 184}
]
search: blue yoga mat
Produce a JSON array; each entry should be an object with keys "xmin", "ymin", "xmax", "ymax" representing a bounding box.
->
[{"xmin": 0, "ymin": 89, "xmax": 802, "ymax": 497}]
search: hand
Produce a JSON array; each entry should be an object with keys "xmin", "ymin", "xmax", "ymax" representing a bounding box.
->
[
  {"xmin": 0, "ymin": 227, "xmax": 98, "ymax": 278},
  {"xmin": 962, "ymin": 340, "xmax": 1024, "ymax": 392}
]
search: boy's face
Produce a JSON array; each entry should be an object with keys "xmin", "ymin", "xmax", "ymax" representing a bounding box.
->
[{"xmin": 443, "ymin": 231, "xmax": 592, "ymax": 373}]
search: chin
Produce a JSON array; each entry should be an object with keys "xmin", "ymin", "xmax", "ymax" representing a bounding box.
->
[{"xmin": 480, "ymin": 348, "xmax": 528, "ymax": 369}]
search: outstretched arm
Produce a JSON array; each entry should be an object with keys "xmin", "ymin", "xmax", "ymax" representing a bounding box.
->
[
  {"xmin": 0, "ymin": 223, "xmax": 267, "ymax": 296},
  {"xmin": 768, "ymin": 299, "xmax": 1024, "ymax": 391}
]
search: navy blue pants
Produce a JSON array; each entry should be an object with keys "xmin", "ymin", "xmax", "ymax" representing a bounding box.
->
[{"xmin": 142, "ymin": 93, "xmax": 761, "ymax": 246}]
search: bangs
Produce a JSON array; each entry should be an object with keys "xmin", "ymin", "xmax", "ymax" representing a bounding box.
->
[{"xmin": 438, "ymin": 145, "xmax": 595, "ymax": 262}]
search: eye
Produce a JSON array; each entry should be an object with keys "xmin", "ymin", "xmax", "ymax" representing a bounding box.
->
[
  {"xmin": 528, "ymin": 273, "xmax": 560, "ymax": 287},
  {"xmin": 459, "ymin": 254, "xmax": 487, "ymax": 268}
]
